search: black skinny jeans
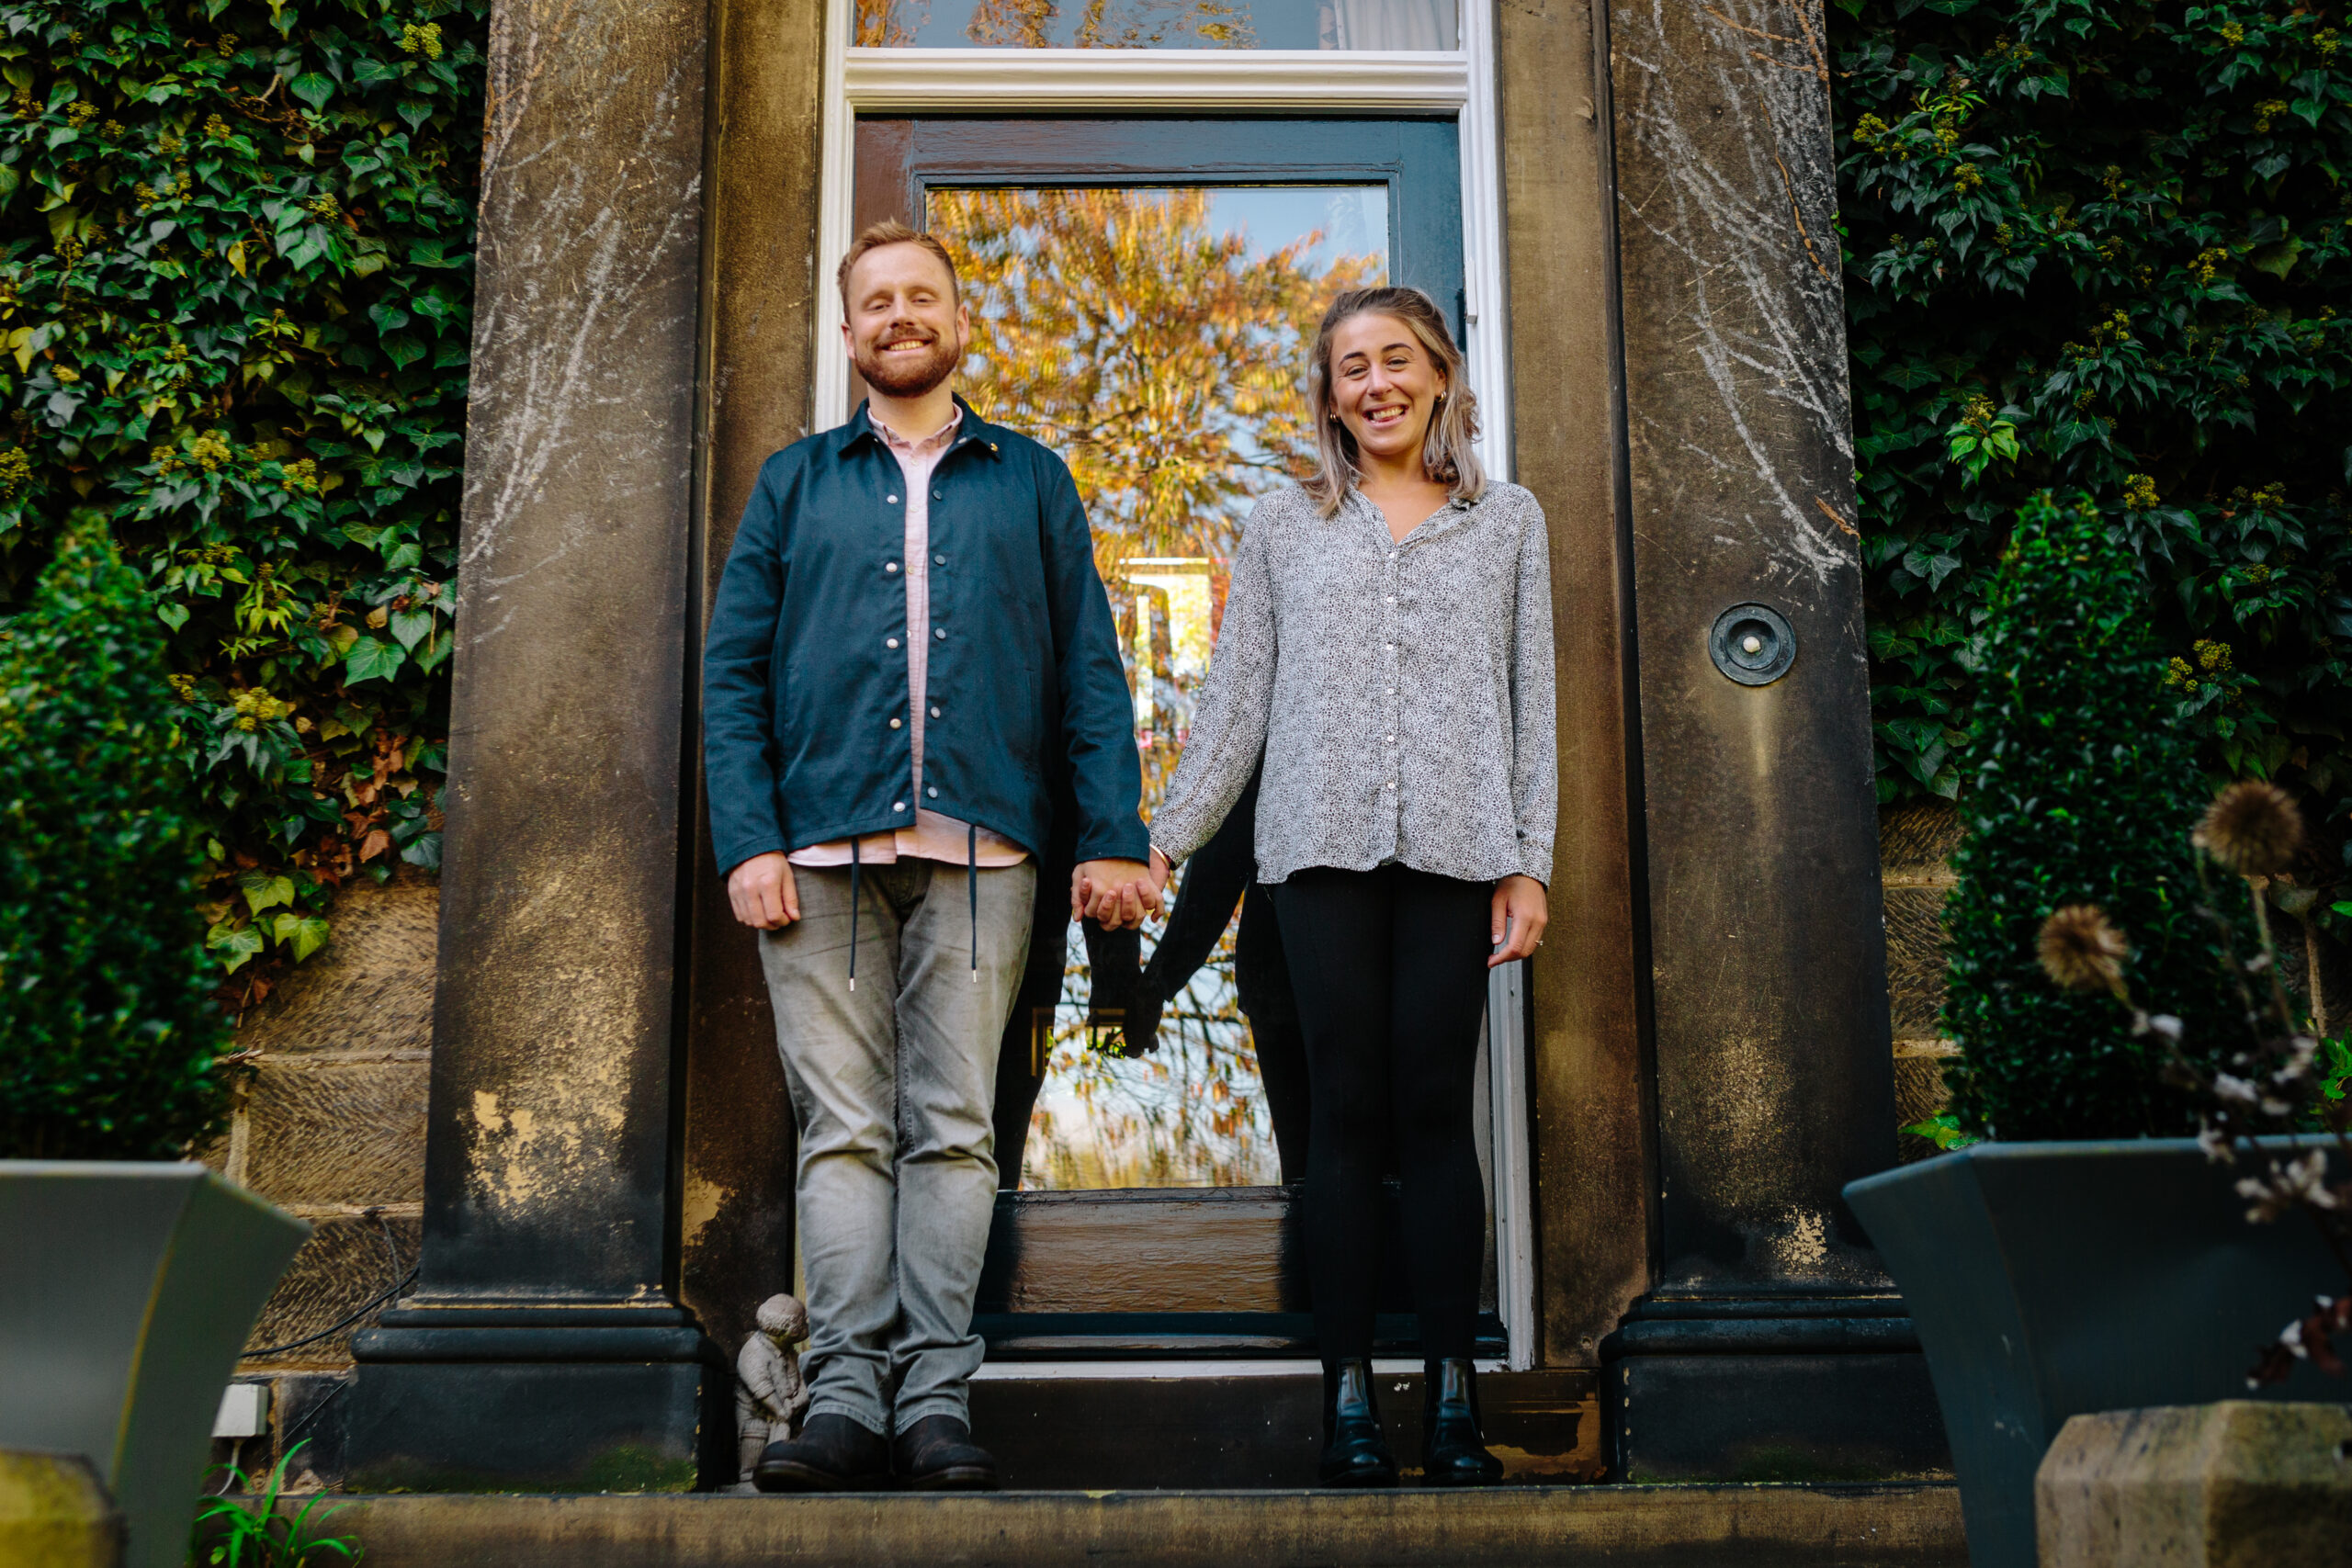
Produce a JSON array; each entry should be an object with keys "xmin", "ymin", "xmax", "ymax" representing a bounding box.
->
[{"xmin": 1269, "ymin": 863, "xmax": 1494, "ymax": 1365}]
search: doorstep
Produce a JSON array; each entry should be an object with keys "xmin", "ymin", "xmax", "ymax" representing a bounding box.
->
[{"xmin": 291, "ymin": 1483, "xmax": 1965, "ymax": 1568}]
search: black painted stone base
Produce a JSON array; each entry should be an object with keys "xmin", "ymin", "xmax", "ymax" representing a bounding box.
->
[
  {"xmin": 1600, "ymin": 1298, "xmax": 1951, "ymax": 1483},
  {"xmin": 345, "ymin": 1306, "xmax": 730, "ymax": 1492}
]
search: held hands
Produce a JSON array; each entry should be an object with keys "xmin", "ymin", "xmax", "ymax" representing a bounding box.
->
[
  {"xmin": 728, "ymin": 852, "xmax": 801, "ymax": 930},
  {"xmin": 1489, "ymin": 874, "xmax": 1548, "ymax": 967},
  {"xmin": 1071, "ymin": 852, "xmax": 1170, "ymax": 931}
]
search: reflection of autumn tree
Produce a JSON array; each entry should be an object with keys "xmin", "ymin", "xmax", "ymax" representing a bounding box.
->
[
  {"xmin": 857, "ymin": 0, "xmax": 1250, "ymax": 47},
  {"xmin": 936, "ymin": 186, "xmax": 1377, "ymax": 586}
]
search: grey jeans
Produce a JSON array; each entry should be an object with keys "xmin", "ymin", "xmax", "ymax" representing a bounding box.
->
[{"xmin": 757, "ymin": 858, "xmax": 1037, "ymax": 1436}]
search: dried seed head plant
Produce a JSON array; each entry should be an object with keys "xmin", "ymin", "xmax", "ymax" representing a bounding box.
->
[
  {"xmin": 2193, "ymin": 780, "xmax": 2307, "ymax": 878},
  {"xmin": 2035, "ymin": 904, "xmax": 2132, "ymax": 999},
  {"xmin": 2044, "ymin": 779, "xmax": 2352, "ymax": 1386}
]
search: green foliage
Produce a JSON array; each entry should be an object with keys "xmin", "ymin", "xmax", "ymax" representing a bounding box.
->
[
  {"xmin": 0, "ymin": 521, "xmax": 232, "ymax": 1158},
  {"xmin": 0, "ymin": 0, "xmax": 481, "ymax": 1001},
  {"xmin": 1939, "ymin": 494, "xmax": 2247, "ymax": 1139},
  {"xmin": 193, "ymin": 1440, "xmax": 360, "ymax": 1567},
  {"xmin": 1834, "ymin": 0, "xmax": 2352, "ymax": 911}
]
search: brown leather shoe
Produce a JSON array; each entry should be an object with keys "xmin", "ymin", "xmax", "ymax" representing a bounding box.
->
[
  {"xmin": 893, "ymin": 1415, "xmax": 1001, "ymax": 1491},
  {"xmin": 752, "ymin": 1413, "xmax": 891, "ymax": 1492}
]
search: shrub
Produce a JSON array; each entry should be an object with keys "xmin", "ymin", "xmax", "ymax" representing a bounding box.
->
[
  {"xmin": 0, "ymin": 520, "xmax": 232, "ymax": 1158},
  {"xmin": 1834, "ymin": 0, "xmax": 2352, "ymax": 917},
  {"xmin": 1940, "ymin": 492, "xmax": 2245, "ymax": 1140},
  {"xmin": 0, "ymin": 0, "xmax": 482, "ymax": 1004}
]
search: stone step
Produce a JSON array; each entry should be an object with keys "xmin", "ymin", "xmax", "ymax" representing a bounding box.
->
[{"xmin": 295, "ymin": 1483, "xmax": 1965, "ymax": 1568}]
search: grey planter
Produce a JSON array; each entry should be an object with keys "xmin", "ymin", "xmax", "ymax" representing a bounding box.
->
[
  {"xmin": 0, "ymin": 1163, "xmax": 308, "ymax": 1568},
  {"xmin": 1846, "ymin": 1139, "xmax": 2346, "ymax": 1568}
]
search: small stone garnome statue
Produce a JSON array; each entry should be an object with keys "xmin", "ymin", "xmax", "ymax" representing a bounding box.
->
[{"xmin": 736, "ymin": 1293, "xmax": 813, "ymax": 1485}]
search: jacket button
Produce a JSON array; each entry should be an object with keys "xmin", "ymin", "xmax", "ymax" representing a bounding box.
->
[
  {"xmin": 927, "ymin": 786, "xmax": 939, "ymax": 798},
  {"xmin": 893, "ymin": 801, "xmax": 906, "ymax": 811},
  {"xmin": 890, "ymin": 717, "xmax": 902, "ymax": 729},
  {"xmin": 887, "ymin": 561, "xmax": 899, "ymax": 573},
  {"xmin": 933, "ymin": 627, "xmax": 945, "ymax": 640},
  {"xmin": 930, "ymin": 705, "xmax": 941, "ymax": 718},
  {"xmin": 933, "ymin": 489, "xmax": 944, "ymax": 500},
  {"xmin": 887, "ymin": 494, "xmax": 899, "ymax": 503},
  {"xmin": 886, "ymin": 637, "xmax": 899, "ymax": 649},
  {"xmin": 934, "ymin": 554, "xmax": 945, "ymax": 566}
]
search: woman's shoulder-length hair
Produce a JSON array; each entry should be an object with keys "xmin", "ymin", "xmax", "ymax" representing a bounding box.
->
[{"xmin": 1300, "ymin": 286, "xmax": 1487, "ymax": 519}]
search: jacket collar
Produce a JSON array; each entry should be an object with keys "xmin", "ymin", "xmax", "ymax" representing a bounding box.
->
[{"xmin": 841, "ymin": 393, "xmax": 1007, "ymax": 459}]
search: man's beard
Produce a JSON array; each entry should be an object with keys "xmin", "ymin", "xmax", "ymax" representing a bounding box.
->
[{"xmin": 855, "ymin": 329, "xmax": 961, "ymax": 399}]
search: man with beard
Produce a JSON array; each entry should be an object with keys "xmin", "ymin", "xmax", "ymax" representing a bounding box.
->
[{"xmin": 704, "ymin": 220, "xmax": 1161, "ymax": 1492}]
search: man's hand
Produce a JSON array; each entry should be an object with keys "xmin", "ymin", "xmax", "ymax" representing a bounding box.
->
[
  {"xmin": 1071, "ymin": 857, "xmax": 1162, "ymax": 930},
  {"xmin": 729, "ymin": 852, "xmax": 800, "ymax": 930},
  {"xmin": 1488, "ymin": 874, "xmax": 1548, "ymax": 967}
]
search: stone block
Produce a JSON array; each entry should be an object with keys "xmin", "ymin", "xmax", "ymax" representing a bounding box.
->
[
  {"xmin": 0, "ymin": 1450, "xmax": 122, "ymax": 1568},
  {"xmin": 243, "ymin": 1214, "xmax": 423, "ymax": 1368},
  {"xmin": 1883, "ymin": 885, "xmax": 1951, "ymax": 1042},
  {"xmin": 1880, "ymin": 798, "xmax": 1962, "ymax": 878},
  {"xmin": 237, "ymin": 878, "xmax": 438, "ymax": 1056},
  {"xmin": 242, "ymin": 1061, "xmax": 428, "ymax": 1207},
  {"xmin": 2038, "ymin": 1401, "xmax": 2352, "ymax": 1568}
]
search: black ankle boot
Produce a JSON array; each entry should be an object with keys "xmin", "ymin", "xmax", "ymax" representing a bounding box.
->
[
  {"xmin": 1318, "ymin": 1359, "xmax": 1398, "ymax": 1487},
  {"xmin": 1421, "ymin": 1359, "xmax": 1504, "ymax": 1485}
]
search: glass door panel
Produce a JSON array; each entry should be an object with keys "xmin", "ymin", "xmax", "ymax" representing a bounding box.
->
[
  {"xmin": 854, "ymin": 0, "xmax": 1456, "ymax": 49},
  {"xmin": 931, "ymin": 183, "xmax": 1386, "ymax": 1189}
]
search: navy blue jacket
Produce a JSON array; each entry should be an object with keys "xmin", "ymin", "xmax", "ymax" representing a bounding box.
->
[{"xmin": 703, "ymin": 398, "xmax": 1148, "ymax": 875}]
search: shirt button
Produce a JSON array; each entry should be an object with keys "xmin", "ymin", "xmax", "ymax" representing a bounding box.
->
[
  {"xmin": 1386, "ymin": 687, "xmax": 1396, "ymax": 695},
  {"xmin": 1386, "ymin": 735, "xmax": 1396, "ymax": 743},
  {"xmin": 1387, "ymin": 552, "xmax": 1397, "ymax": 561},
  {"xmin": 886, "ymin": 637, "xmax": 899, "ymax": 649},
  {"xmin": 890, "ymin": 717, "xmax": 902, "ymax": 729},
  {"xmin": 1385, "ymin": 595, "xmax": 1395, "ymax": 604}
]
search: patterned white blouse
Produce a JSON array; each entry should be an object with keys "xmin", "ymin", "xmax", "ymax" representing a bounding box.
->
[{"xmin": 1149, "ymin": 480, "xmax": 1557, "ymax": 887}]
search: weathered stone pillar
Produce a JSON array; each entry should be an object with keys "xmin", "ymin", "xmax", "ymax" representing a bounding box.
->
[
  {"xmin": 1595, "ymin": 0, "xmax": 1942, "ymax": 1479},
  {"xmin": 341, "ymin": 0, "xmax": 722, "ymax": 1491}
]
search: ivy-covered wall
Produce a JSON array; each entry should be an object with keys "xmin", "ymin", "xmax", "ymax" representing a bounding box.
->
[
  {"xmin": 0, "ymin": 0, "xmax": 480, "ymax": 1006},
  {"xmin": 6, "ymin": 0, "xmax": 2349, "ymax": 1001},
  {"xmin": 1833, "ymin": 0, "xmax": 2352, "ymax": 919}
]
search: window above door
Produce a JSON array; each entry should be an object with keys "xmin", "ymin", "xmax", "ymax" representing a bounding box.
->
[{"xmin": 855, "ymin": 0, "xmax": 1457, "ymax": 51}]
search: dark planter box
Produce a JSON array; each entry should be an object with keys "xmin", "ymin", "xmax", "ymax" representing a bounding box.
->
[
  {"xmin": 1846, "ymin": 1139, "xmax": 2346, "ymax": 1568},
  {"xmin": 0, "ymin": 1163, "xmax": 308, "ymax": 1568}
]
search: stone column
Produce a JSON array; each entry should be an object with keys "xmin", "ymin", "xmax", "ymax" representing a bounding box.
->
[
  {"xmin": 341, "ymin": 0, "xmax": 722, "ymax": 1492},
  {"xmin": 1596, "ymin": 0, "xmax": 1944, "ymax": 1480}
]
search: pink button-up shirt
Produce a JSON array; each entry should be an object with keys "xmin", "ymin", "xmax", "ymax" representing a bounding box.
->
[{"xmin": 789, "ymin": 408, "xmax": 1029, "ymax": 870}]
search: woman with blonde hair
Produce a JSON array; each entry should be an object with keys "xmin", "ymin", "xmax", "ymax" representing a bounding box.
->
[{"xmin": 1148, "ymin": 286, "xmax": 1555, "ymax": 1486}]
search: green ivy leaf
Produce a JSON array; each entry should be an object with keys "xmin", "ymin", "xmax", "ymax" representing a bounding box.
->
[
  {"xmin": 342, "ymin": 636, "xmax": 406, "ymax": 684},
  {"xmin": 287, "ymin": 71, "xmax": 334, "ymax": 109},
  {"xmin": 388, "ymin": 606, "xmax": 435, "ymax": 649},
  {"xmin": 269, "ymin": 910, "xmax": 332, "ymax": 962}
]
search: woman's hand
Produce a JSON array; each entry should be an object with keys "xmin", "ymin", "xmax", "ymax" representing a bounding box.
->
[{"xmin": 1488, "ymin": 874, "xmax": 1547, "ymax": 966}]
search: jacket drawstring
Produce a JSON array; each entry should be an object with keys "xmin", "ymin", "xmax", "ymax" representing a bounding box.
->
[
  {"xmin": 848, "ymin": 838, "xmax": 861, "ymax": 991},
  {"xmin": 967, "ymin": 822, "xmax": 978, "ymax": 981}
]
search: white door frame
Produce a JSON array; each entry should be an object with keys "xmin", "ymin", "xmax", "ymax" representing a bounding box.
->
[{"xmin": 808, "ymin": 2, "xmax": 1534, "ymax": 1371}]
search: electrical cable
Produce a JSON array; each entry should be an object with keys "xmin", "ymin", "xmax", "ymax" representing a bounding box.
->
[{"xmin": 240, "ymin": 1211, "xmax": 414, "ymax": 1359}]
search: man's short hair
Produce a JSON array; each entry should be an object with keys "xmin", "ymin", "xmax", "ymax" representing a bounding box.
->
[{"xmin": 837, "ymin": 220, "xmax": 960, "ymax": 310}]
